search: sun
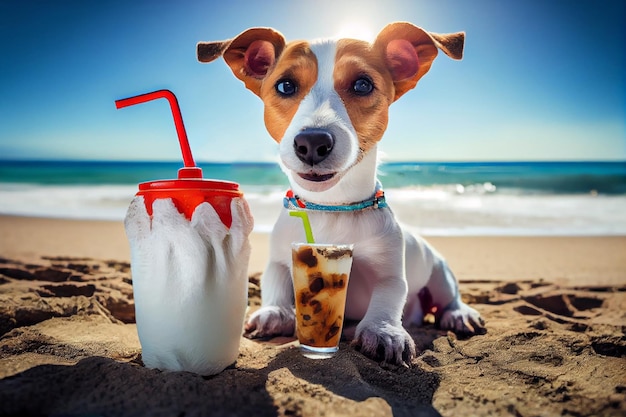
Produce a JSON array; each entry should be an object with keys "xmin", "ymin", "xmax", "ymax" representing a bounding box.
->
[{"xmin": 335, "ymin": 21, "xmax": 376, "ymax": 42}]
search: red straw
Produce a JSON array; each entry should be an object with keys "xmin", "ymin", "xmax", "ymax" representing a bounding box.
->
[{"xmin": 115, "ymin": 90, "xmax": 196, "ymax": 169}]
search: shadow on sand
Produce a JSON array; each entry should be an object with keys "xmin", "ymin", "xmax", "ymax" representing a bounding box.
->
[{"xmin": 0, "ymin": 334, "xmax": 444, "ymax": 417}]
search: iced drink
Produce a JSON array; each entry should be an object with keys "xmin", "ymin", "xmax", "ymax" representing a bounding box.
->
[
  {"xmin": 291, "ymin": 243, "xmax": 354, "ymax": 359},
  {"xmin": 117, "ymin": 89, "xmax": 252, "ymax": 375}
]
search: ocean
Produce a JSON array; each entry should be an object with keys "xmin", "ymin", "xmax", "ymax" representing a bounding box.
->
[{"xmin": 0, "ymin": 160, "xmax": 625, "ymax": 236}]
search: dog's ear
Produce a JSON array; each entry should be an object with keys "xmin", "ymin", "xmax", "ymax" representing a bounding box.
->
[
  {"xmin": 374, "ymin": 22, "xmax": 465, "ymax": 101},
  {"xmin": 197, "ymin": 28, "xmax": 286, "ymax": 96}
]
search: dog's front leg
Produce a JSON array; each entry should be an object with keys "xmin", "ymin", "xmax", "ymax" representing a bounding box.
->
[
  {"xmin": 352, "ymin": 237, "xmax": 417, "ymax": 366},
  {"xmin": 353, "ymin": 277, "xmax": 417, "ymax": 365},
  {"xmin": 244, "ymin": 260, "xmax": 295, "ymax": 338}
]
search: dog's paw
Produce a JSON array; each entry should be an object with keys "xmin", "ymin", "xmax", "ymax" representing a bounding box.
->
[
  {"xmin": 352, "ymin": 321, "xmax": 416, "ymax": 366},
  {"xmin": 244, "ymin": 306, "xmax": 295, "ymax": 339},
  {"xmin": 439, "ymin": 299, "xmax": 485, "ymax": 336}
]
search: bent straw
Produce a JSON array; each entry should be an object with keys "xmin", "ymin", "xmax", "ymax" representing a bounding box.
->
[
  {"xmin": 289, "ymin": 211, "xmax": 315, "ymax": 244},
  {"xmin": 115, "ymin": 90, "xmax": 199, "ymax": 175}
]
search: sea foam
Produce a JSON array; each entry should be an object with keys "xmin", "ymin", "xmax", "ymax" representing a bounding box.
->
[{"xmin": 1, "ymin": 182, "xmax": 624, "ymax": 236}]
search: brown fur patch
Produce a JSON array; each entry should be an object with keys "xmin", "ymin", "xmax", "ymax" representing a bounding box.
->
[
  {"xmin": 334, "ymin": 39, "xmax": 395, "ymax": 157},
  {"xmin": 259, "ymin": 41, "xmax": 318, "ymax": 142}
]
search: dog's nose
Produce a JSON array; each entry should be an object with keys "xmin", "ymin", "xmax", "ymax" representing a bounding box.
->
[{"xmin": 293, "ymin": 129, "xmax": 334, "ymax": 165}]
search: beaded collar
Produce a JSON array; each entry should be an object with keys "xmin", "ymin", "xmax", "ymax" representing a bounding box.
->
[{"xmin": 283, "ymin": 181, "xmax": 388, "ymax": 212}]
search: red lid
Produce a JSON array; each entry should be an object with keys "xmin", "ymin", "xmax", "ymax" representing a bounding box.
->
[
  {"xmin": 138, "ymin": 178, "xmax": 241, "ymax": 192},
  {"xmin": 136, "ymin": 180, "xmax": 242, "ymax": 226},
  {"xmin": 115, "ymin": 90, "xmax": 243, "ymax": 227}
]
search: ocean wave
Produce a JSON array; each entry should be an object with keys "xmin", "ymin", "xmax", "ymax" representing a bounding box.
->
[
  {"xmin": 378, "ymin": 161, "xmax": 626, "ymax": 195},
  {"xmin": 0, "ymin": 183, "xmax": 136, "ymax": 221},
  {"xmin": 1, "ymin": 182, "xmax": 625, "ymax": 236}
]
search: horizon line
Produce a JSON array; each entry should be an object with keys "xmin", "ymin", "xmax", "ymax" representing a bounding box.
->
[{"xmin": 0, "ymin": 158, "xmax": 625, "ymax": 165}]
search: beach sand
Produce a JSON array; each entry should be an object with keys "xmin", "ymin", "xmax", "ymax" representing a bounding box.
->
[{"xmin": 0, "ymin": 215, "xmax": 624, "ymax": 416}]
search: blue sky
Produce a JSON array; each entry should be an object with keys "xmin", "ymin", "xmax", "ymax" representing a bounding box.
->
[{"xmin": 1, "ymin": 0, "xmax": 624, "ymax": 162}]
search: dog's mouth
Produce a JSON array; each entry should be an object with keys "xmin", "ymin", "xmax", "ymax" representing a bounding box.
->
[
  {"xmin": 292, "ymin": 170, "xmax": 341, "ymax": 192},
  {"xmin": 298, "ymin": 172, "xmax": 336, "ymax": 182}
]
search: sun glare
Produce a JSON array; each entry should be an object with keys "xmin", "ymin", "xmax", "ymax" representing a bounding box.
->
[{"xmin": 335, "ymin": 21, "xmax": 376, "ymax": 42}]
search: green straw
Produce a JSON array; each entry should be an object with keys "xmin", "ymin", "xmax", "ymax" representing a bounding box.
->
[{"xmin": 289, "ymin": 211, "xmax": 315, "ymax": 243}]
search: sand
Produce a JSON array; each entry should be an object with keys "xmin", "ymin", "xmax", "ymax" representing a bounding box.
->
[{"xmin": 0, "ymin": 215, "xmax": 624, "ymax": 416}]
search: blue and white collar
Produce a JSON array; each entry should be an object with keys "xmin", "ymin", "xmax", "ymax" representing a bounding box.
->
[{"xmin": 283, "ymin": 181, "xmax": 388, "ymax": 212}]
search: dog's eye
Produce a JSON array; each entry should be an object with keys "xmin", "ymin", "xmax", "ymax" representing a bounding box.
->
[
  {"xmin": 275, "ymin": 79, "xmax": 297, "ymax": 96},
  {"xmin": 352, "ymin": 78, "xmax": 373, "ymax": 95}
]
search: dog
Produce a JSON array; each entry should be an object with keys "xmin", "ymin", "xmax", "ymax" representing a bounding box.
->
[{"xmin": 197, "ymin": 22, "xmax": 484, "ymax": 365}]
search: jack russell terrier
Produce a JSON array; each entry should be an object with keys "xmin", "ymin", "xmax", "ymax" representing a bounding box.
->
[{"xmin": 197, "ymin": 22, "xmax": 484, "ymax": 365}]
